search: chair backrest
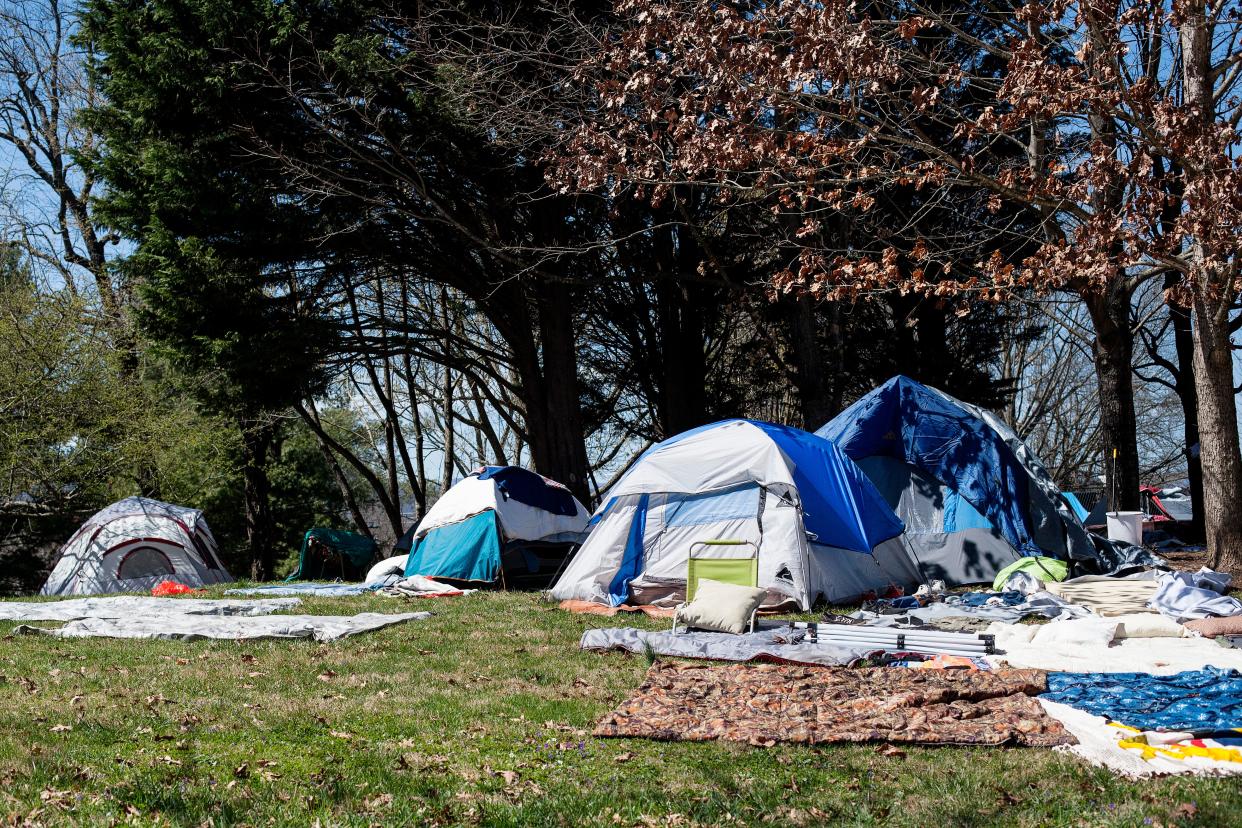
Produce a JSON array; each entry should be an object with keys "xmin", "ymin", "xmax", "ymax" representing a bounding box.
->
[{"xmin": 686, "ymin": 540, "xmax": 759, "ymax": 602}]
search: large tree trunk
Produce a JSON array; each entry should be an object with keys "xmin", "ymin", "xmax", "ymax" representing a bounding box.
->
[
  {"xmin": 523, "ymin": 279, "xmax": 591, "ymax": 503},
  {"xmin": 1075, "ymin": 3, "xmax": 1139, "ymax": 511},
  {"xmin": 1180, "ymin": 6, "xmax": 1242, "ymax": 570},
  {"xmin": 400, "ymin": 291, "xmax": 427, "ymax": 520},
  {"xmin": 914, "ymin": 303, "xmax": 950, "ymax": 388},
  {"xmin": 886, "ymin": 294, "xmax": 950, "ymax": 390},
  {"xmin": 655, "ymin": 273, "xmax": 708, "ymax": 436},
  {"xmin": 439, "ymin": 285, "xmax": 457, "ymax": 496},
  {"xmin": 239, "ymin": 417, "xmax": 277, "ymax": 580},
  {"xmin": 1083, "ymin": 287, "xmax": 1140, "ymax": 511},
  {"xmin": 782, "ymin": 293, "xmax": 837, "ymax": 429},
  {"xmin": 1190, "ymin": 287, "xmax": 1242, "ymax": 569}
]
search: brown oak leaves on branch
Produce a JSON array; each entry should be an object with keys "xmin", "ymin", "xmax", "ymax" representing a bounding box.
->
[{"xmin": 549, "ymin": 0, "xmax": 1242, "ymax": 306}]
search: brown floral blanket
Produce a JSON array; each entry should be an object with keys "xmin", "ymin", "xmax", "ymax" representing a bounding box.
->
[{"xmin": 595, "ymin": 662, "xmax": 1075, "ymax": 747}]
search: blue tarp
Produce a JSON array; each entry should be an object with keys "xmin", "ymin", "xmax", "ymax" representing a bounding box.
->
[
  {"xmin": 404, "ymin": 511, "xmax": 501, "ymax": 582},
  {"xmin": 816, "ymin": 376, "xmax": 1043, "ymax": 556},
  {"xmin": 1062, "ymin": 491, "xmax": 1090, "ymax": 523},
  {"xmin": 1043, "ymin": 668, "xmax": 1242, "ymax": 731},
  {"xmin": 227, "ymin": 582, "xmax": 385, "ymax": 597},
  {"xmin": 477, "ymin": 466, "xmax": 578, "ymax": 516}
]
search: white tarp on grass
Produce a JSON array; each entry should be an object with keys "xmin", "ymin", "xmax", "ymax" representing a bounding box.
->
[
  {"xmin": 12, "ymin": 611, "xmax": 430, "ymax": 642},
  {"xmin": 0, "ymin": 596, "xmax": 301, "ymax": 621}
]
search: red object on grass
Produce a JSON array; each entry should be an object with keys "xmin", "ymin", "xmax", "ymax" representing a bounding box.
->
[{"xmin": 151, "ymin": 580, "xmax": 203, "ymax": 596}]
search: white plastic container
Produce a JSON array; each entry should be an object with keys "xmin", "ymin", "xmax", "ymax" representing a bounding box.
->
[{"xmin": 1106, "ymin": 511, "xmax": 1144, "ymax": 546}]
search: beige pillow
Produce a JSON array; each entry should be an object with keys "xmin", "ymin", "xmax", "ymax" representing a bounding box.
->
[
  {"xmin": 1030, "ymin": 617, "xmax": 1119, "ymax": 648},
  {"xmin": 1112, "ymin": 613, "xmax": 1187, "ymax": 639},
  {"xmin": 678, "ymin": 578, "xmax": 766, "ymax": 634}
]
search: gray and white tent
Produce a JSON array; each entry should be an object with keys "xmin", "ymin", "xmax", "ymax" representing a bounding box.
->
[{"xmin": 41, "ymin": 497, "xmax": 233, "ymax": 596}]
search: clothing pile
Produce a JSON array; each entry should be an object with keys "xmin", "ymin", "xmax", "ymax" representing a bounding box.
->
[{"xmin": 911, "ymin": 564, "xmax": 1242, "ymax": 776}]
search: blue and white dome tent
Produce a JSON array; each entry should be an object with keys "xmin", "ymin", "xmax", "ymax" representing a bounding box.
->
[
  {"xmin": 550, "ymin": 420, "xmax": 922, "ymax": 610},
  {"xmin": 388, "ymin": 466, "xmax": 590, "ymax": 589},
  {"xmin": 815, "ymin": 376, "xmax": 1101, "ymax": 586}
]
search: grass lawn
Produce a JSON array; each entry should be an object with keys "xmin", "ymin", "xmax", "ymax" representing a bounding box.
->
[{"xmin": 0, "ymin": 590, "xmax": 1236, "ymax": 827}]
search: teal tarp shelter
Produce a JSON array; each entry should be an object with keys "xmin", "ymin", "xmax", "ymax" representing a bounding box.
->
[{"xmin": 287, "ymin": 528, "xmax": 379, "ymax": 581}]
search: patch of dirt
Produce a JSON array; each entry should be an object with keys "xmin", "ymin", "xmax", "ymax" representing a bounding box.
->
[{"xmin": 1157, "ymin": 546, "xmax": 1222, "ymax": 577}]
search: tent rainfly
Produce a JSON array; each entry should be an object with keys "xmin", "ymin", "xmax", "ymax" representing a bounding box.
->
[
  {"xmin": 41, "ymin": 497, "xmax": 232, "ymax": 596},
  {"xmin": 816, "ymin": 375, "xmax": 1100, "ymax": 586},
  {"xmin": 550, "ymin": 420, "xmax": 922, "ymax": 610},
  {"xmin": 396, "ymin": 466, "xmax": 590, "ymax": 588},
  {"xmin": 286, "ymin": 528, "xmax": 379, "ymax": 581}
]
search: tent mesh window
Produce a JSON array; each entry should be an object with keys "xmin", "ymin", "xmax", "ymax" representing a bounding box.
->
[{"xmin": 116, "ymin": 546, "xmax": 176, "ymax": 580}]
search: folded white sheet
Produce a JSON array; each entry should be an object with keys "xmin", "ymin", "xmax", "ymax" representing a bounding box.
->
[{"xmin": 986, "ymin": 620, "xmax": 1242, "ymax": 675}]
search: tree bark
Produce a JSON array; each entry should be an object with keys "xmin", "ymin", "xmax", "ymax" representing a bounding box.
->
[
  {"xmin": 886, "ymin": 294, "xmax": 950, "ymax": 392},
  {"xmin": 655, "ymin": 270, "xmax": 708, "ymax": 436},
  {"xmin": 409, "ymin": 368, "xmax": 427, "ymax": 518},
  {"xmin": 1083, "ymin": 286, "xmax": 1141, "ymax": 511},
  {"xmin": 238, "ymin": 416, "xmax": 277, "ymax": 580},
  {"xmin": 782, "ymin": 293, "xmax": 837, "ymax": 429},
  {"xmin": 439, "ymin": 285, "xmax": 457, "ymax": 496},
  {"xmin": 1190, "ymin": 287, "xmax": 1242, "ymax": 569},
  {"xmin": 1155, "ymin": 150, "xmax": 1203, "ymax": 540},
  {"xmin": 1169, "ymin": 297, "xmax": 1205, "ymax": 541},
  {"xmin": 1180, "ymin": 6, "xmax": 1242, "ymax": 570},
  {"xmin": 914, "ymin": 303, "xmax": 950, "ymax": 389},
  {"xmin": 527, "ymin": 277, "xmax": 591, "ymax": 503},
  {"xmin": 399, "ymin": 290, "xmax": 427, "ymax": 519}
]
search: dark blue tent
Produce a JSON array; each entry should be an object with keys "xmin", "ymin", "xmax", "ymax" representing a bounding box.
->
[
  {"xmin": 477, "ymin": 466, "xmax": 579, "ymax": 516},
  {"xmin": 816, "ymin": 377, "xmax": 1097, "ymax": 584},
  {"xmin": 817, "ymin": 376, "xmax": 1042, "ymax": 556}
]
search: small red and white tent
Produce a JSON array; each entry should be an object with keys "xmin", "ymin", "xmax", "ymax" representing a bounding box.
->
[{"xmin": 41, "ymin": 497, "xmax": 233, "ymax": 596}]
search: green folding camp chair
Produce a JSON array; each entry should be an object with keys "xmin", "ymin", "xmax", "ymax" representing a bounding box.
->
[{"xmin": 673, "ymin": 539, "xmax": 760, "ymax": 634}]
